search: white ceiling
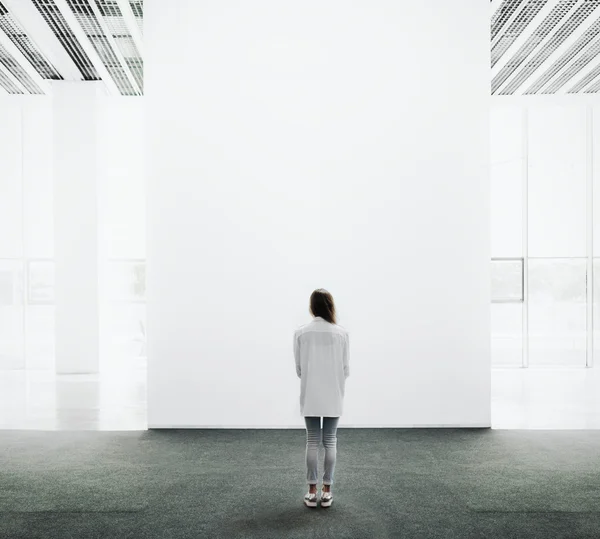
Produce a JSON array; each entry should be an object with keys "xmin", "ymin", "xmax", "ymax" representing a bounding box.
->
[{"xmin": 2, "ymin": 1, "xmax": 600, "ymax": 96}]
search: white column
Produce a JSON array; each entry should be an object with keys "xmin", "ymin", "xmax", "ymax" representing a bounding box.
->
[
  {"xmin": 52, "ymin": 81, "xmax": 104, "ymax": 374},
  {"xmin": 587, "ymin": 106, "xmax": 594, "ymax": 368}
]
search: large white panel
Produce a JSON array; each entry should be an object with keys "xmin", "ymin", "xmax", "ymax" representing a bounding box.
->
[
  {"xmin": 146, "ymin": 0, "xmax": 490, "ymax": 427},
  {"xmin": 316, "ymin": 2, "xmax": 490, "ymax": 427},
  {"xmin": 490, "ymin": 106, "xmax": 522, "ymax": 258},
  {"xmin": 528, "ymin": 105, "xmax": 586, "ymax": 258}
]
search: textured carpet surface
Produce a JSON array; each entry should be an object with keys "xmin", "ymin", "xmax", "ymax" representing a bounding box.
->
[{"xmin": 2, "ymin": 429, "xmax": 600, "ymax": 538}]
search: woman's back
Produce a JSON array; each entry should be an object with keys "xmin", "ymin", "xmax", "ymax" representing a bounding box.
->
[{"xmin": 294, "ymin": 316, "xmax": 349, "ymax": 417}]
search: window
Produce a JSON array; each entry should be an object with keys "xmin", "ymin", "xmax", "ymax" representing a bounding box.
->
[
  {"xmin": 0, "ymin": 259, "xmax": 24, "ymax": 369},
  {"xmin": 528, "ymin": 259, "xmax": 586, "ymax": 367},
  {"xmin": 491, "ymin": 258, "xmax": 524, "ymax": 303},
  {"xmin": 104, "ymin": 259, "xmax": 146, "ymax": 368}
]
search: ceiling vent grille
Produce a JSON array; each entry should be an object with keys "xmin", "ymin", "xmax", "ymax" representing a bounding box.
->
[
  {"xmin": 0, "ymin": 1, "xmax": 62, "ymax": 80},
  {"xmin": 67, "ymin": 0, "xmax": 136, "ymax": 95},
  {"xmin": 582, "ymin": 71, "xmax": 600, "ymax": 92},
  {"xmin": 526, "ymin": 16, "xmax": 600, "ymax": 93},
  {"xmin": 0, "ymin": 64, "xmax": 23, "ymax": 93},
  {"xmin": 129, "ymin": 0, "xmax": 142, "ymax": 34},
  {"xmin": 32, "ymin": 0, "xmax": 99, "ymax": 80},
  {"xmin": 492, "ymin": 0, "xmax": 527, "ymax": 42},
  {"xmin": 500, "ymin": 0, "xmax": 600, "ymax": 94},
  {"xmin": 95, "ymin": 0, "xmax": 142, "ymax": 92},
  {"xmin": 491, "ymin": 0, "xmax": 547, "ymax": 67},
  {"xmin": 0, "ymin": 43, "xmax": 43, "ymax": 93},
  {"xmin": 492, "ymin": 0, "xmax": 578, "ymax": 93},
  {"xmin": 566, "ymin": 42, "xmax": 600, "ymax": 92},
  {"xmin": 125, "ymin": 53, "xmax": 141, "ymax": 90},
  {"xmin": 128, "ymin": 0, "xmax": 141, "ymax": 18}
]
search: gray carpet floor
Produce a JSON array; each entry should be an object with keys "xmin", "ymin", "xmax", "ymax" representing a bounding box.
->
[{"xmin": 2, "ymin": 429, "xmax": 600, "ymax": 539}]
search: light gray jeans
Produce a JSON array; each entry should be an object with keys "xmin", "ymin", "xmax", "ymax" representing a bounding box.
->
[{"xmin": 305, "ymin": 416, "xmax": 340, "ymax": 487}]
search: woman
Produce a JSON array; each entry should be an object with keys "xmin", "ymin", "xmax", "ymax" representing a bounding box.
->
[{"xmin": 294, "ymin": 289, "xmax": 350, "ymax": 508}]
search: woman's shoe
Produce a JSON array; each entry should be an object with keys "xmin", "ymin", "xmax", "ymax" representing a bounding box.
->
[
  {"xmin": 304, "ymin": 490, "xmax": 318, "ymax": 508},
  {"xmin": 321, "ymin": 487, "xmax": 333, "ymax": 508}
]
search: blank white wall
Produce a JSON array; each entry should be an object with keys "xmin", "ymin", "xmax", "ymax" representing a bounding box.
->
[
  {"xmin": 146, "ymin": 0, "xmax": 490, "ymax": 428},
  {"xmin": 315, "ymin": 3, "xmax": 490, "ymax": 427}
]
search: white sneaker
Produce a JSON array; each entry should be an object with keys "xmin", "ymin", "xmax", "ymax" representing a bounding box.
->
[
  {"xmin": 321, "ymin": 487, "xmax": 333, "ymax": 508},
  {"xmin": 304, "ymin": 490, "xmax": 318, "ymax": 508}
]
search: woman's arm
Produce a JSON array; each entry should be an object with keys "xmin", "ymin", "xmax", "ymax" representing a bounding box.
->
[
  {"xmin": 294, "ymin": 331, "xmax": 301, "ymax": 378},
  {"xmin": 343, "ymin": 333, "xmax": 350, "ymax": 379}
]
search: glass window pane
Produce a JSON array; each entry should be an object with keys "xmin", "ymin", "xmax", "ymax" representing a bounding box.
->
[
  {"xmin": 0, "ymin": 260, "xmax": 24, "ymax": 369},
  {"xmin": 528, "ymin": 259, "xmax": 586, "ymax": 366},
  {"xmin": 27, "ymin": 260, "xmax": 54, "ymax": 305},
  {"xmin": 528, "ymin": 106, "xmax": 586, "ymax": 257},
  {"xmin": 25, "ymin": 306, "xmax": 55, "ymax": 371},
  {"xmin": 0, "ymin": 104, "xmax": 23, "ymax": 258},
  {"xmin": 106, "ymin": 260, "xmax": 145, "ymax": 302},
  {"xmin": 592, "ymin": 260, "xmax": 600, "ymax": 364},
  {"xmin": 103, "ymin": 303, "xmax": 146, "ymax": 368},
  {"xmin": 491, "ymin": 161, "xmax": 522, "ymax": 258},
  {"xmin": 103, "ymin": 101, "xmax": 145, "ymax": 260},
  {"xmin": 593, "ymin": 110, "xmax": 600, "ymax": 256},
  {"xmin": 104, "ymin": 259, "xmax": 146, "ymax": 370},
  {"xmin": 491, "ymin": 259, "xmax": 523, "ymax": 302},
  {"xmin": 491, "ymin": 303, "xmax": 522, "ymax": 367},
  {"xmin": 23, "ymin": 100, "xmax": 53, "ymax": 259}
]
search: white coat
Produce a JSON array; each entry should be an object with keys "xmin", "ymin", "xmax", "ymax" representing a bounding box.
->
[{"xmin": 294, "ymin": 316, "xmax": 349, "ymax": 417}]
